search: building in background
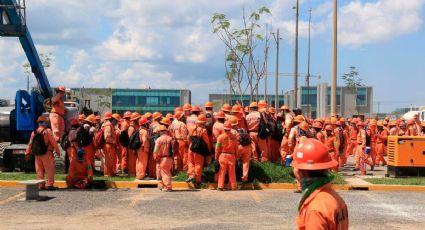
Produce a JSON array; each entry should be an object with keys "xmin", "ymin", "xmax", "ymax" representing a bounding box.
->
[
  {"xmin": 68, "ymin": 88, "xmax": 191, "ymax": 116},
  {"xmin": 208, "ymin": 94, "xmax": 285, "ymax": 111},
  {"xmin": 284, "ymin": 83, "xmax": 373, "ymax": 118}
]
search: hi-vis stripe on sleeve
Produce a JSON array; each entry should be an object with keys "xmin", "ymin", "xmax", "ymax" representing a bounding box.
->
[
  {"xmin": 153, "ymin": 147, "xmax": 159, "ymax": 153},
  {"xmin": 216, "ymin": 142, "xmax": 221, "ymax": 148}
]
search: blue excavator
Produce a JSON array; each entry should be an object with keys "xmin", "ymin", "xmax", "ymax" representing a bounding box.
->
[{"xmin": 0, "ymin": 0, "xmax": 76, "ymax": 171}]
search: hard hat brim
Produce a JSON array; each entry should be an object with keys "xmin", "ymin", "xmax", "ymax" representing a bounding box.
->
[{"xmin": 291, "ymin": 160, "xmax": 338, "ymax": 170}]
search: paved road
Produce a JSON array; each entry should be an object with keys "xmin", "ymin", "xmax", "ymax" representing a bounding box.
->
[{"xmin": 0, "ymin": 188, "xmax": 424, "ymax": 229}]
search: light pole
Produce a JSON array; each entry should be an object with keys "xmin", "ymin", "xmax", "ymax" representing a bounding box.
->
[
  {"xmin": 331, "ymin": 0, "xmax": 338, "ymax": 116},
  {"xmin": 264, "ymin": 46, "xmax": 269, "ymax": 99},
  {"xmin": 294, "ymin": 0, "xmax": 299, "ymax": 108},
  {"xmin": 307, "ymin": 8, "xmax": 312, "ymax": 117},
  {"xmin": 272, "ymin": 29, "xmax": 281, "ymax": 110}
]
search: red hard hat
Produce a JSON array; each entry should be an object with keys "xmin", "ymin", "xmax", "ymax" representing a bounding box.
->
[
  {"xmin": 78, "ymin": 114, "xmax": 86, "ymax": 121},
  {"xmin": 291, "ymin": 138, "xmax": 338, "ymax": 170},
  {"xmin": 138, "ymin": 117, "xmax": 148, "ymax": 126},
  {"xmin": 299, "ymin": 121, "xmax": 309, "ymax": 131}
]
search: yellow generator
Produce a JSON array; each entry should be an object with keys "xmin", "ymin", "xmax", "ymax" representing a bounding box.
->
[{"xmin": 387, "ymin": 136, "xmax": 425, "ymax": 177}]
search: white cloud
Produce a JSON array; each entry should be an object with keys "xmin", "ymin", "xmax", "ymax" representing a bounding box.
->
[{"xmin": 338, "ymin": 0, "xmax": 425, "ymax": 46}]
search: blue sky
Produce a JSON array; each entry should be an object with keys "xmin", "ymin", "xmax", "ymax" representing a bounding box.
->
[{"xmin": 0, "ymin": 0, "xmax": 424, "ymax": 113}]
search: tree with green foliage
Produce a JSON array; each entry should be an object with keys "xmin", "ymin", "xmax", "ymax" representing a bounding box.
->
[
  {"xmin": 341, "ymin": 66, "xmax": 364, "ymax": 89},
  {"xmin": 212, "ymin": 6, "xmax": 271, "ymax": 104},
  {"xmin": 22, "ymin": 53, "xmax": 53, "ymax": 91}
]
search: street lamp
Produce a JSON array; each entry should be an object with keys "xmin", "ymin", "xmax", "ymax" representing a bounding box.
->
[{"xmin": 271, "ymin": 29, "xmax": 282, "ymax": 110}]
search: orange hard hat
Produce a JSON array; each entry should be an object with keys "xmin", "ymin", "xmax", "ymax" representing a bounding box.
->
[
  {"xmin": 356, "ymin": 121, "xmax": 364, "ymax": 127},
  {"xmin": 325, "ymin": 124, "xmax": 333, "ymax": 131},
  {"xmin": 377, "ymin": 120, "xmax": 384, "ymax": 126},
  {"xmin": 291, "ymin": 138, "xmax": 338, "ymax": 170},
  {"xmin": 85, "ymin": 114, "xmax": 96, "ymax": 124},
  {"xmin": 223, "ymin": 121, "xmax": 232, "ymax": 130},
  {"xmin": 131, "ymin": 112, "xmax": 141, "ymax": 121},
  {"xmin": 78, "ymin": 114, "xmax": 86, "ymax": 121},
  {"xmin": 174, "ymin": 111, "xmax": 184, "ymax": 120},
  {"xmin": 174, "ymin": 107, "xmax": 183, "ymax": 113},
  {"xmin": 152, "ymin": 112, "xmax": 162, "ymax": 120},
  {"xmin": 330, "ymin": 117, "xmax": 338, "ymax": 125},
  {"xmin": 339, "ymin": 117, "xmax": 346, "ymax": 122},
  {"xmin": 280, "ymin": 105, "xmax": 290, "ymax": 111},
  {"xmin": 294, "ymin": 115, "xmax": 305, "ymax": 123},
  {"xmin": 221, "ymin": 104, "xmax": 231, "ymax": 112},
  {"xmin": 157, "ymin": 125, "xmax": 168, "ymax": 132},
  {"xmin": 112, "ymin": 113, "xmax": 121, "ymax": 121},
  {"xmin": 249, "ymin": 102, "xmax": 258, "ymax": 108},
  {"xmin": 183, "ymin": 103, "xmax": 192, "ymax": 111},
  {"xmin": 37, "ymin": 115, "xmax": 48, "ymax": 123},
  {"xmin": 70, "ymin": 118, "xmax": 79, "ymax": 126},
  {"xmin": 258, "ymin": 100, "xmax": 268, "ymax": 107},
  {"xmin": 166, "ymin": 113, "xmax": 173, "ymax": 120},
  {"xmin": 138, "ymin": 117, "xmax": 148, "ymax": 126},
  {"xmin": 197, "ymin": 114, "xmax": 207, "ymax": 124},
  {"xmin": 299, "ymin": 121, "xmax": 309, "ymax": 131},
  {"xmin": 144, "ymin": 112, "xmax": 152, "ymax": 119},
  {"xmin": 192, "ymin": 105, "xmax": 201, "ymax": 112},
  {"xmin": 215, "ymin": 111, "xmax": 225, "ymax": 119},
  {"xmin": 103, "ymin": 112, "xmax": 112, "ymax": 120},
  {"xmin": 57, "ymin": 85, "xmax": 66, "ymax": 92},
  {"xmin": 229, "ymin": 116, "xmax": 239, "ymax": 126},
  {"xmin": 231, "ymin": 104, "xmax": 242, "ymax": 114},
  {"xmin": 389, "ymin": 121, "xmax": 397, "ymax": 127},
  {"xmin": 269, "ymin": 107, "xmax": 276, "ymax": 114},
  {"xmin": 160, "ymin": 117, "xmax": 171, "ymax": 126},
  {"xmin": 123, "ymin": 111, "xmax": 132, "ymax": 119},
  {"xmin": 204, "ymin": 101, "xmax": 214, "ymax": 108},
  {"xmin": 312, "ymin": 120, "xmax": 323, "ymax": 129}
]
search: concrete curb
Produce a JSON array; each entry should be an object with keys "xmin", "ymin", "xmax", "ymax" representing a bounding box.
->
[{"xmin": 1, "ymin": 180, "xmax": 425, "ymax": 191}]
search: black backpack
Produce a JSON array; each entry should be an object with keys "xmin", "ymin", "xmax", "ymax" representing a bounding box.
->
[
  {"xmin": 77, "ymin": 126, "xmax": 92, "ymax": 147},
  {"xmin": 31, "ymin": 129, "xmax": 48, "ymax": 156},
  {"xmin": 236, "ymin": 128, "xmax": 252, "ymax": 146},
  {"xmin": 258, "ymin": 113, "xmax": 271, "ymax": 139},
  {"xmin": 60, "ymin": 130, "xmax": 70, "ymax": 151},
  {"xmin": 129, "ymin": 128, "xmax": 141, "ymax": 150},
  {"xmin": 149, "ymin": 132, "xmax": 160, "ymax": 154},
  {"xmin": 190, "ymin": 128, "xmax": 210, "ymax": 156},
  {"xmin": 119, "ymin": 128, "xmax": 130, "ymax": 147},
  {"xmin": 272, "ymin": 122, "xmax": 284, "ymax": 141}
]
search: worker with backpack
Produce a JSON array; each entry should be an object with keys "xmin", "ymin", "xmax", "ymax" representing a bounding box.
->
[
  {"xmin": 229, "ymin": 117, "xmax": 253, "ymax": 183},
  {"xmin": 25, "ymin": 116, "xmax": 61, "ymax": 190},
  {"xmin": 79, "ymin": 115, "xmax": 97, "ymax": 173},
  {"xmin": 127, "ymin": 112, "xmax": 141, "ymax": 176},
  {"xmin": 130, "ymin": 117, "xmax": 151, "ymax": 180},
  {"xmin": 101, "ymin": 112, "xmax": 119, "ymax": 176}
]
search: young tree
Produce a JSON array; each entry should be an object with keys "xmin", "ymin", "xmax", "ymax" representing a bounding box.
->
[
  {"xmin": 341, "ymin": 66, "xmax": 364, "ymax": 89},
  {"xmin": 22, "ymin": 53, "xmax": 53, "ymax": 91},
  {"xmin": 212, "ymin": 6, "xmax": 271, "ymax": 105}
]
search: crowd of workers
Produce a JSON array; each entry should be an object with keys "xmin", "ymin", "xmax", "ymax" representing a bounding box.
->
[{"xmin": 33, "ymin": 86, "xmax": 425, "ymax": 228}]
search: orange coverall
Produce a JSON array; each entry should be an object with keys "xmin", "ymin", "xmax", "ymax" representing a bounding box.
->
[
  {"xmin": 170, "ymin": 120, "xmax": 188, "ymax": 171},
  {"xmin": 103, "ymin": 121, "xmax": 117, "ymax": 176},
  {"xmin": 127, "ymin": 123, "xmax": 138, "ymax": 176},
  {"xmin": 345, "ymin": 125, "xmax": 357, "ymax": 159},
  {"xmin": 215, "ymin": 130, "xmax": 238, "ymax": 190},
  {"xmin": 25, "ymin": 127, "xmax": 60, "ymax": 188},
  {"xmin": 376, "ymin": 128, "xmax": 388, "ymax": 166},
  {"xmin": 188, "ymin": 126, "xmax": 211, "ymax": 183},
  {"xmin": 154, "ymin": 134, "xmax": 174, "ymax": 190},
  {"xmin": 118, "ymin": 119, "xmax": 130, "ymax": 172},
  {"xmin": 231, "ymin": 128, "xmax": 253, "ymax": 182},
  {"xmin": 66, "ymin": 157, "xmax": 93, "ymax": 189},
  {"xmin": 50, "ymin": 93, "xmax": 65, "ymax": 142},
  {"xmin": 296, "ymin": 183, "xmax": 349, "ymax": 230},
  {"xmin": 136, "ymin": 127, "xmax": 150, "ymax": 179},
  {"xmin": 246, "ymin": 111, "xmax": 268, "ymax": 162}
]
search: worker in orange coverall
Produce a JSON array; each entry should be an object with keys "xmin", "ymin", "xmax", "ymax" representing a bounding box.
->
[
  {"xmin": 25, "ymin": 116, "xmax": 61, "ymax": 190},
  {"xmin": 169, "ymin": 110, "xmax": 188, "ymax": 172},
  {"xmin": 50, "ymin": 86, "xmax": 66, "ymax": 142},
  {"xmin": 186, "ymin": 114, "xmax": 211, "ymax": 184},
  {"xmin": 102, "ymin": 112, "xmax": 118, "ymax": 176},
  {"xmin": 292, "ymin": 138, "xmax": 349, "ymax": 230},
  {"xmin": 216, "ymin": 121, "xmax": 239, "ymax": 191},
  {"xmin": 135, "ymin": 117, "xmax": 151, "ymax": 180},
  {"xmin": 153, "ymin": 125, "xmax": 174, "ymax": 192}
]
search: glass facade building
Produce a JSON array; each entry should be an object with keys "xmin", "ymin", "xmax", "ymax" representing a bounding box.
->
[{"xmin": 69, "ymin": 88, "xmax": 191, "ymax": 115}]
